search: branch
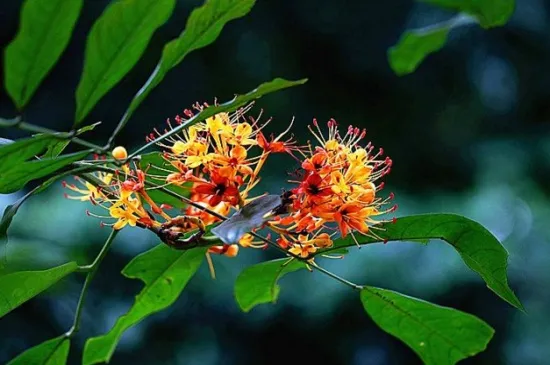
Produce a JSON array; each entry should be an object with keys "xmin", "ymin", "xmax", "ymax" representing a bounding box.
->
[
  {"xmin": 0, "ymin": 117, "xmax": 105, "ymax": 153},
  {"xmin": 66, "ymin": 229, "xmax": 118, "ymax": 338}
]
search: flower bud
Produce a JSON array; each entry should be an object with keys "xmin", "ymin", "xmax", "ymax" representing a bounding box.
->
[
  {"xmin": 224, "ymin": 244, "xmax": 239, "ymax": 257},
  {"xmin": 112, "ymin": 146, "xmax": 128, "ymax": 161}
]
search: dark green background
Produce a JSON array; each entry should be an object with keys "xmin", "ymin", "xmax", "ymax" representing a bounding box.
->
[{"xmin": 1, "ymin": 1, "xmax": 548, "ymax": 364}]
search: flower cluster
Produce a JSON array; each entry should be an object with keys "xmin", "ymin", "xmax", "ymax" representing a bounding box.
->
[
  {"xmin": 270, "ymin": 118, "xmax": 397, "ymax": 258},
  {"xmin": 65, "ymin": 103, "xmax": 299, "ymax": 260},
  {"xmin": 64, "ymin": 103, "xmax": 396, "ymax": 268}
]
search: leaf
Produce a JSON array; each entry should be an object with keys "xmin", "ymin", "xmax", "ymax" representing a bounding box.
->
[
  {"xmin": 7, "ymin": 336, "xmax": 70, "ymax": 365},
  {"xmin": 321, "ymin": 213, "xmax": 523, "ymax": 310},
  {"xmin": 360, "ymin": 286, "xmax": 494, "ymax": 365},
  {"xmin": 0, "ymin": 262, "xmax": 77, "ymax": 318},
  {"xmin": 389, "ymin": 0, "xmax": 514, "ymax": 76},
  {"xmin": 118, "ymin": 0, "xmax": 257, "ymax": 130},
  {"xmin": 421, "ymin": 0, "xmax": 515, "ymax": 28},
  {"xmin": 141, "ymin": 77, "xmax": 307, "ymax": 149},
  {"xmin": 211, "ymin": 194, "xmax": 282, "ymax": 244},
  {"xmin": 74, "ymin": 0, "xmax": 176, "ymax": 124},
  {"xmin": 0, "ymin": 134, "xmax": 54, "ymax": 171},
  {"xmin": 139, "ymin": 152, "xmax": 191, "ymax": 209},
  {"xmin": 0, "ymin": 150, "xmax": 90, "ymax": 194},
  {"xmin": 4, "ymin": 0, "xmax": 83, "ymax": 109},
  {"xmin": 388, "ymin": 25, "xmax": 450, "ymax": 76},
  {"xmin": 82, "ymin": 246, "xmax": 205, "ymax": 365},
  {"xmin": 234, "ymin": 258, "xmax": 305, "ymax": 312},
  {"xmin": 0, "ymin": 134, "xmax": 89, "ymax": 193},
  {"xmin": 42, "ymin": 123, "xmax": 99, "ymax": 159}
]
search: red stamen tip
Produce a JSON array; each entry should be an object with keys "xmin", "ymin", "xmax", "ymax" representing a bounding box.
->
[
  {"xmin": 392, "ymin": 217, "xmax": 397, "ymax": 224},
  {"xmin": 160, "ymin": 204, "xmax": 173, "ymax": 210},
  {"xmin": 61, "ymin": 181, "xmax": 67, "ymax": 187},
  {"xmin": 312, "ymin": 118, "xmax": 318, "ymax": 127},
  {"xmin": 389, "ymin": 192, "xmax": 395, "ymax": 200},
  {"xmin": 383, "ymin": 239, "xmax": 388, "ymax": 244}
]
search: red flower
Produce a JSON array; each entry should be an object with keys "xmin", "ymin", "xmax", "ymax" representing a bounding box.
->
[
  {"xmin": 293, "ymin": 172, "xmax": 333, "ymax": 203},
  {"xmin": 193, "ymin": 173, "xmax": 240, "ymax": 206}
]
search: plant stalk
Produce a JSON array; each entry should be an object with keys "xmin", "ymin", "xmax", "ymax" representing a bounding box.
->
[{"xmin": 66, "ymin": 229, "xmax": 118, "ymax": 338}]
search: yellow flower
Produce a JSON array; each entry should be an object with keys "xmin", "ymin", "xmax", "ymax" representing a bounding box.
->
[
  {"xmin": 289, "ymin": 242, "xmax": 317, "ymax": 258},
  {"xmin": 224, "ymin": 122, "xmax": 257, "ymax": 145},
  {"xmin": 109, "ymin": 205, "xmax": 139, "ymax": 230}
]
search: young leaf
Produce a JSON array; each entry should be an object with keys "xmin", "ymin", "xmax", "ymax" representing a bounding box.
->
[
  {"xmin": 0, "ymin": 262, "xmax": 77, "ymax": 318},
  {"xmin": 74, "ymin": 0, "xmax": 176, "ymax": 124},
  {"xmin": 234, "ymin": 258, "xmax": 305, "ymax": 312},
  {"xmin": 421, "ymin": 0, "xmax": 515, "ymax": 28},
  {"xmin": 7, "ymin": 335, "xmax": 70, "ymax": 365},
  {"xmin": 4, "ymin": 0, "xmax": 83, "ymax": 109},
  {"xmin": 321, "ymin": 213, "xmax": 523, "ymax": 310},
  {"xmin": 82, "ymin": 246, "xmax": 205, "ymax": 365},
  {"xmin": 360, "ymin": 286, "xmax": 494, "ymax": 365},
  {"xmin": 115, "ymin": 0, "xmax": 257, "ymax": 133},
  {"xmin": 388, "ymin": 15, "xmax": 475, "ymax": 76},
  {"xmin": 211, "ymin": 194, "xmax": 283, "ymax": 244},
  {"xmin": 0, "ymin": 150, "xmax": 90, "ymax": 194},
  {"xmin": 138, "ymin": 152, "xmax": 191, "ymax": 208}
]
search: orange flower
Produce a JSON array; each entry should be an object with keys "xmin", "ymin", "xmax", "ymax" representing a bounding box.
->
[{"xmin": 193, "ymin": 173, "xmax": 240, "ymax": 206}]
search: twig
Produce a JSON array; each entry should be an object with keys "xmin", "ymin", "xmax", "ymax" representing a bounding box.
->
[{"xmin": 66, "ymin": 229, "xmax": 118, "ymax": 338}]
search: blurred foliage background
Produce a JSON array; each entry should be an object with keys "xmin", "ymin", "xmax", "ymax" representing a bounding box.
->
[{"xmin": 1, "ymin": 0, "xmax": 549, "ymax": 364}]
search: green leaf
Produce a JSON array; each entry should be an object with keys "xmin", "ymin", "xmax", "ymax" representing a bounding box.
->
[
  {"xmin": 421, "ymin": 0, "xmax": 515, "ymax": 28},
  {"xmin": 119, "ymin": 0, "xmax": 257, "ymax": 130},
  {"xmin": 139, "ymin": 152, "xmax": 191, "ymax": 209},
  {"xmin": 322, "ymin": 213, "xmax": 523, "ymax": 310},
  {"xmin": 0, "ymin": 134, "xmax": 54, "ymax": 171},
  {"xmin": 42, "ymin": 123, "xmax": 99, "ymax": 159},
  {"xmin": 74, "ymin": 0, "xmax": 176, "ymax": 124},
  {"xmin": 82, "ymin": 246, "xmax": 205, "ymax": 365},
  {"xmin": 7, "ymin": 336, "xmax": 70, "ymax": 365},
  {"xmin": 4, "ymin": 0, "xmax": 83, "ymax": 109},
  {"xmin": 234, "ymin": 258, "xmax": 305, "ymax": 312},
  {"xmin": 0, "ymin": 150, "xmax": 90, "ymax": 194},
  {"xmin": 388, "ymin": 25, "xmax": 450, "ymax": 76},
  {"xmin": 0, "ymin": 262, "xmax": 77, "ymax": 318},
  {"xmin": 143, "ymin": 77, "xmax": 307, "ymax": 148},
  {"xmin": 389, "ymin": 0, "xmax": 514, "ymax": 76},
  {"xmin": 360, "ymin": 286, "xmax": 494, "ymax": 365}
]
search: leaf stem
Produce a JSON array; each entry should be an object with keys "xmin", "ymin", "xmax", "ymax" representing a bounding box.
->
[
  {"xmin": 0, "ymin": 117, "xmax": 105, "ymax": 153},
  {"xmin": 66, "ymin": 229, "xmax": 118, "ymax": 338},
  {"xmin": 106, "ymin": 64, "xmax": 162, "ymax": 149},
  {"xmin": 308, "ymin": 261, "xmax": 364, "ymax": 290}
]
